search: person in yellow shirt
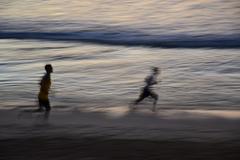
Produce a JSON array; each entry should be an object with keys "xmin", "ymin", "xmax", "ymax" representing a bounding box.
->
[{"xmin": 38, "ymin": 64, "xmax": 53, "ymax": 112}]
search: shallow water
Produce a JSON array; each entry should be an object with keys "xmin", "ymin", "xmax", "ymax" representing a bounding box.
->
[{"xmin": 0, "ymin": 39, "xmax": 239, "ymax": 109}]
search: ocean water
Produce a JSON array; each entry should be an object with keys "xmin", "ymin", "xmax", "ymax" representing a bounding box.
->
[{"xmin": 0, "ymin": 0, "xmax": 240, "ymax": 110}]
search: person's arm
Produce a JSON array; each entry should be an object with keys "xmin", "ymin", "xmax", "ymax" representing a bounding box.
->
[
  {"xmin": 39, "ymin": 74, "xmax": 46, "ymax": 86},
  {"xmin": 145, "ymin": 75, "xmax": 156, "ymax": 85},
  {"xmin": 151, "ymin": 76, "xmax": 159, "ymax": 85},
  {"xmin": 151, "ymin": 80, "xmax": 158, "ymax": 85}
]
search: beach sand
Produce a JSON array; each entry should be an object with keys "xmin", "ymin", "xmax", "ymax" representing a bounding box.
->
[
  {"xmin": 1, "ymin": 106, "xmax": 240, "ymax": 160},
  {"xmin": 1, "ymin": 136, "xmax": 240, "ymax": 160}
]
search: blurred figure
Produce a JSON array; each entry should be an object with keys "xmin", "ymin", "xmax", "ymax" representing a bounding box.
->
[
  {"xmin": 37, "ymin": 64, "xmax": 53, "ymax": 112},
  {"xmin": 133, "ymin": 67, "xmax": 160, "ymax": 112}
]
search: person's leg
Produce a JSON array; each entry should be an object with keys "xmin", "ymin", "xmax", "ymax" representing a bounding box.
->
[
  {"xmin": 135, "ymin": 88, "xmax": 149, "ymax": 105},
  {"xmin": 38, "ymin": 98, "xmax": 44, "ymax": 111},
  {"xmin": 135, "ymin": 94, "xmax": 145, "ymax": 105},
  {"xmin": 150, "ymin": 91, "xmax": 158, "ymax": 112},
  {"xmin": 44, "ymin": 99, "xmax": 51, "ymax": 111}
]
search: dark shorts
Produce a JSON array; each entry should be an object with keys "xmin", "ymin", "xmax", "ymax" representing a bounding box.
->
[
  {"xmin": 38, "ymin": 98, "xmax": 51, "ymax": 111},
  {"xmin": 137, "ymin": 87, "xmax": 158, "ymax": 102}
]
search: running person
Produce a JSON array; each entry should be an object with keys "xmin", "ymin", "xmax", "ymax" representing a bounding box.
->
[
  {"xmin": 134, "ymin": 67, "xmax": 160, "ymax": 111},
  {"xmin": 38, "ymin": 64, "xmax": 53, "ymax": 112}
]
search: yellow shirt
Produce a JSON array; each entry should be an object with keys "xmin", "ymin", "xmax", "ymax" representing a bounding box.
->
[{"xmin": 38, "ymin": 74, "xmax": 51, "ymax": 100}]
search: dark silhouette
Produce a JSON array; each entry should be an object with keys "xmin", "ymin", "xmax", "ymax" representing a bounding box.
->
[
  {"xmin": 37, "ymin": 64, "xmax": 53, "ymax": 112},
  {"xmin": 133, "ymin": 67, "xmax": 160, "ymax": 112}
]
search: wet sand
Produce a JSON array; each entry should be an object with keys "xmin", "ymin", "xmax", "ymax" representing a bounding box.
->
[
  {"xmin": 1, "ymin": 136, "xmax": 240, "ymax": 160},
  {"xmin": 1, "ymin": 107, "xmax": 240, "ymax": 160}
]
